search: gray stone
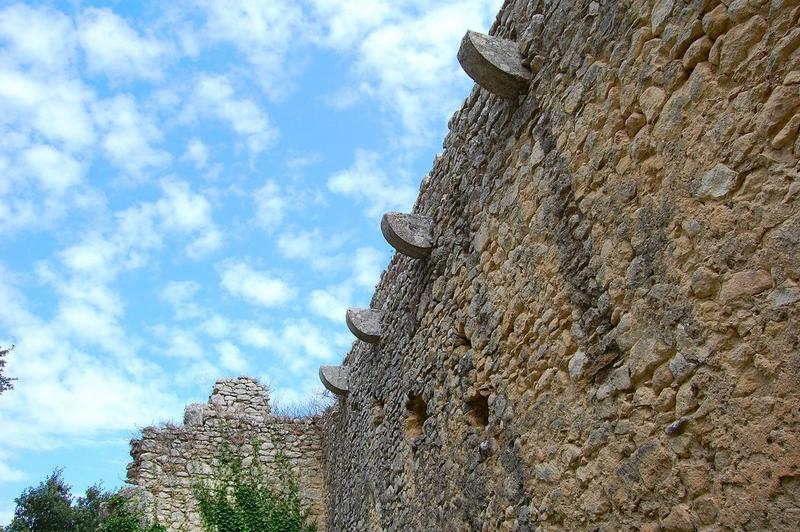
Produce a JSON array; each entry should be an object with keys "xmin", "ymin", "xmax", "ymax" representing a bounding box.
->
[
  {"xmin": 319, "ymin": 365, "xmax": 350, "ymax": 396},
  {"xmin": 568, "ymin": 350, "xmax": 587, "ymax": 381},
  {"xmin": 183, "ymin": 403, "xmax": 205, "ymax": 426},
  {"xmin": 768, "ymin": 287, "xmax": 800, "ymax": 308},
  {"xmin": 457, "ymin": 30, "xmax": 531, "ymax": 99},
  {"xmin": 345, "ymin": 308, "xmax": 382, "ymax": 344},
  {"xmin": 693, "ymin": 163, "xmax": 741, "ymax": 200},
  {"xmin": 380, "ymin": 212, "xmax": 434, "ymax": 259}
]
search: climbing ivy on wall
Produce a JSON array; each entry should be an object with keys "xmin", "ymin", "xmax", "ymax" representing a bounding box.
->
[{"xmin": 194, "ymin": 436, "xmax": 316, "ymax": 532}]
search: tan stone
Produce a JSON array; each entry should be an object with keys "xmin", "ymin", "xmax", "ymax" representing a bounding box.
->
[
  {"xmin": 719, "ymin": 270, "xmax": 773, "ymax": 302},
  {"xmin": 719, "ymin": 16, "xmax": 767, "ymax": 77},
  {"xmin": 702, "ymin": 5, "xmax": 730, "ymax": 39},
  {"xmin": 758, "ymin": 85, "xmax": 800, "ymax": 138},
  {"xmin": 690, "ymin": 267, "xmax": 719, "ymax": 298},
  {"xmin": 662, "ymin": 505, "xmax": 695, "ymax": 531},
  {"xmin": 771, "ymin": 114, "xmax": 800, "ymax": 149},
  {"xmin": 625, "ymin": 111, "xmax": 647, "ymax": 137},
  {"xmin": 683, "ymin": 36, "xmax": 712, "ymax": 71},
  {"xmin": 640, "ymin": 86, "xmax": 667, "ymax": 123}
]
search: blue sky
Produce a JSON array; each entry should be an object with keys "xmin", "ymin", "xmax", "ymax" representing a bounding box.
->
[{"xmin": 0, "ymin": 0, "xmax": 502, "ymax": 521}]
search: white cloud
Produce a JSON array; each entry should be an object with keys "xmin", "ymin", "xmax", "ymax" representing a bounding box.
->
[
  {"xmin": 78, "ymin": 8, "xmax": 168, "ymax": 80},
  {"xmin": 276, "ymin": 229, "xmax": 323, "ymax": 260},
  {"xmin": 157, "ymin": 180, "xmax": 213, "ymax": 233},
  {"xmin": 309, "ymin": 0, "xmax": 393, "ymax": 49},
  {"xmin": 154, "ymin": 325, "xmax": 205, "ymax": 359},
  {"xmin": 0, "ymin": 450, "xmax": 24, "ymax": 483},
  {"xmin": 328, "ymin": 149, "xmax": 417, "ymax": 217},
  {"xmin": 352, "ymin": 246, "xmax": 384, "ymax": 288},
  {"xmin": 0, "ymin": 4, "xmax": 77, "ymax": 73},
  {"xmin": 309, "ymin": 285, "xmax": 350, "ymax": 322},
  {"xmin": 219, "ymin": 262, "xmax": 296, "ymax": 307},
  {"xmin": 182, "ymin": 138, "xmax": 209, "ymax": 168},
  {"xmin": 160, "ymin": 280, "xmax": 201, "ymax": 319},
  {"xmin": 254, "ymin": 181, "xmax": 287, "ymax": 232},
  {"xmin": 22, "ymin": 144, "xmax": 85, "ymax": 192},
  {"xmin": 92, "ymin": 94, "xmax": 170, "ymax": 175},
  {"xmin": 199, "ymin": 314, "xmax": 233, "ymax": 338},
  {"xmin": 186, "ymin": 75, "xmax": 277, "ymax": 154},
  {"xmin": 187, "ymin": 228, "xmax": 223, "ymax": 259},
  {"xmin": 237, "ymin": 319, "xmax": 337, "ymax": 374},
  {"xmin": 310, "ymin": 0, "xmax": 502, "ymax": 147},
  {"xmin": 0, "ymin": 275, "xmax": 182, "ymax": 452},
  {"xmin": 192, "ymin": 0, "xmax": 305, "ymax": 98},
  {"xmin": 307, "ymin": 245, "xmax": 384, "ymax": 322},
  {"xmin": 217, "ymin": 341, "xmax": 248, "ymax": 373},
  {"xmin": 0, "ymin": 69, "xmax": 96, "ymax": 151}
]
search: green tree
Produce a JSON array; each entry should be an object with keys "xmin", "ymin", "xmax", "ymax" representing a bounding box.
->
[
  {"xmin": 72, "ymin": 485, "xmax": 111, "ymax": 531},
  {"xmin": 7, "ymin": 469, "xmax": 75, "ymax": 532},
  {"xmin": 0, "ymin": 345, "xmax": 16, "ymax": 395},
  {"xmin": 5, "ymin": 469, "xmax": 165, "ymax": 532}
]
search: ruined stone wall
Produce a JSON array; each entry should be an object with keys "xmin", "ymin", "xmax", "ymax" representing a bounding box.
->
[
  {"xmin": 322, "ymin": 0, "xmax": 800, "ymax": 530},
  {"xmin": 127, "ymin": 378, "xmax": 327, "ymax": 531}
]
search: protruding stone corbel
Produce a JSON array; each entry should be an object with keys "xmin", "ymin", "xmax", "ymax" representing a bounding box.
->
[
  {"xmin": 381, "ymin": 212, "xmax": 434, "ymax": 259},
  {"xmin": 457, "ymin": 30, "xmax": 531, "ymax": 99},
  {"xmin": 319, "ymin": 365, "xmax": 350, "ymax": 396},
  {"xmin": 346, "ymin": 308, "xmax": 382, "ymax": 344}
]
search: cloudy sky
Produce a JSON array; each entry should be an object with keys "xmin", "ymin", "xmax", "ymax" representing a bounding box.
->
[{"xmin": 0, "ymin": 0, "xmax": 502, "ymax": 520}]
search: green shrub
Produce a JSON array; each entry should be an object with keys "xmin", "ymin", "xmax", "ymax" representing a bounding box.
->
[
  {"xmin": 5, "ymin": 469, "xmax": 164, "ymax": 532},
  {"xmin": 194, "ymin": 440, "xmax": 315, "ymax": 532}
]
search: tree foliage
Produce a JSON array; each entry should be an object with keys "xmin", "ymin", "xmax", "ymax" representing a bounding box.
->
[
  {"xmin": 5, "ymin": 469, "xmax": 164, "ymax": 532},
  {"xmin": 0, "ymin": 345, "xmax": 16, "ymax": 395}
]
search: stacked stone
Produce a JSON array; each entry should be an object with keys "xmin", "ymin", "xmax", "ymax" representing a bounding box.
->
[
  {"xmin": 322, "ymin": 0, "xmax": 800, "ymax": 531},
  {"xmin": 127, "ymin": 377, "xmax": 327, "ymax": 531}
]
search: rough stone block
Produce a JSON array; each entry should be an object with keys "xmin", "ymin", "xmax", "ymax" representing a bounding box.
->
[
  {"xmin": 457, "ymin": 30, "xmax": 531, "ymax": 99},
  {"xmin": 345, "ymin": 308, "xmax": 382, "ymax": 344},
  {"xmin": 380, "ymin": 212, "xmax": 434, "ymax": 259},
  {"xmin": 183, "ymin": 403, "xmax": 205, "ymax": 427},
  {"xmin": 319, "ymin": 365, "xmax": 350, "ymax": 396}
]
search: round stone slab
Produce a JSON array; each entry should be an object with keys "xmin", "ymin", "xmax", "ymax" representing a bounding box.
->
[
  {"xmin": 381, "ymin": 212, "xmax": 434, "ymax": 259},
  {"xmin": 346, "ymin": 308, "xmax": 382, "ymax": 344},
  {"xmin": 319, "ymin": 365, "xmax": 350, "ymax": 396},
  {"xmin": 457, "ymin": 30, "xmax": 531, "ymax": 99}
]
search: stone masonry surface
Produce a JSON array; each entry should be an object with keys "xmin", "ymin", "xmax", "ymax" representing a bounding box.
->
[
  {"xmin": 321, "ymin": 0, "xmax": 800, "ymax": 530},
  {"xmin": 127, "ymin": 378, "xmax": 327, "ymax": 531},
  {"xmin": 128, "ymin": 0, "xmax": 800, "ymax": 530}
]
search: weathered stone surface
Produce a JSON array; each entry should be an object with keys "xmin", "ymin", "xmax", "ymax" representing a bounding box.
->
[
  {"xmin": 319, "ymin": 365, "xmax": 350, "ymax": 395},
  {"xmin": 719, "ymin": 15, "xmax": 767, "ymax": 77},
  {"xmin": 758, "ymin": 85, "xmax": 800, "ymax": 138},
  {"xmin": 457, "ymin": 30, "xmax": 531, "ymax": 99},
  {"xmin": 702, "ymin": 5, "xmax": 730, "ymax": 39},
  {"xmin": 183, "ymin": 403, "xmax": 204, "ymax": 427},
  {"xmin": 719, "ymin": 270, "xmax": 773, "ymax": 302},
  {"xmin": 345, "ymin": 307, "xmax": 382, "ymax": 344},
  {"xmin": 683, "ymin": 36, "xmax": 712, "ymax": 70},
  {"xmin": 380, "ymin": 212, "xmax": 434, "ymax": 259},
  {"xmin": 639, "ymin": 86, "xmax": 666, "ymax": 123},
  {"xmin": 128, "ymin": 378, "xmax": 327, "ymax": 531},
  {"xmin": 693, "ymin": 163, "xmax": 741, "ymax": 200}
]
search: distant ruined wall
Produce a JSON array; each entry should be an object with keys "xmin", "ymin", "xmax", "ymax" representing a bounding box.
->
[
  {"xmin": 127, "ymin": 378, "xmax": 327, "ymax": 531},
  {"xmin": 322, "ymin": 0, "xmax": 800, "ymax": 530}
]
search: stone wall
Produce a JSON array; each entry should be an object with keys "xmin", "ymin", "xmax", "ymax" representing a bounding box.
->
[
  {"xmin": 322, "ymin": 0, "xmax": 800, "ymax": 530},
  {"xmin": 127, "ymin": 378, "xmax": 327, "ymax": 531}
]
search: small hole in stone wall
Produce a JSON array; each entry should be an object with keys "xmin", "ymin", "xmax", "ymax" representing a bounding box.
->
[
  {"xmin": 371, "ymin": 400, "xmax": 385, "ymax": 427},
  {"xmin": 454, "ymin": 321, "xmax": 472, "ymax": 348},
  {"xmin": 466, "ymin": 394, "xmax": 489, "ymax": 428},
  {"xmin": 405, "ymin": 394, "xmax": 429, "ymax": 440}
]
